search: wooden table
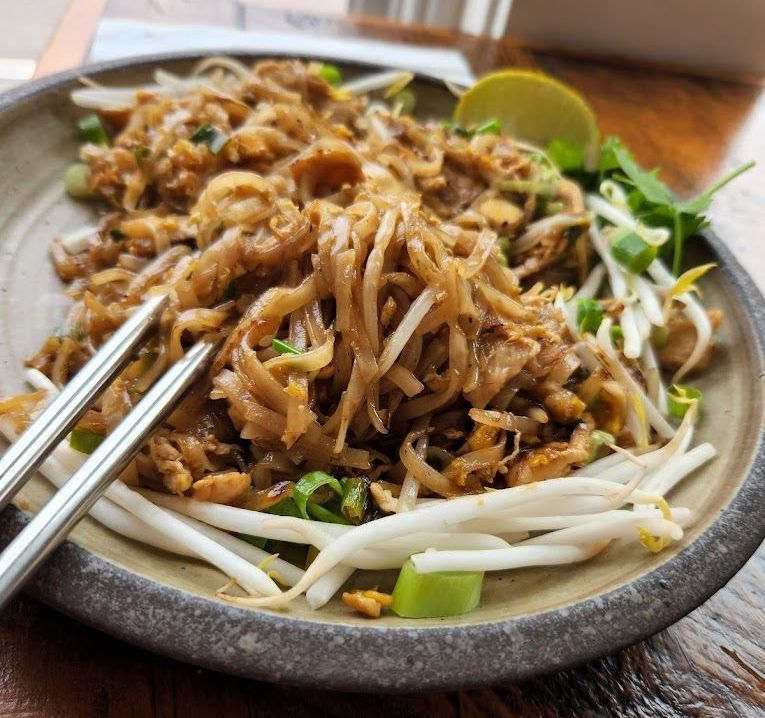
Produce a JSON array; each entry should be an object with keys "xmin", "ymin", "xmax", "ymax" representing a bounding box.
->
[{"xmin": 2, "ymin": 2, "xmax": 764, "ymax": 716}]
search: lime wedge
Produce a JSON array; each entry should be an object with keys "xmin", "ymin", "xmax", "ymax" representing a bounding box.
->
[{"xmin": 454, "ymin": 69, "xmax": 600, "ymax": 170}]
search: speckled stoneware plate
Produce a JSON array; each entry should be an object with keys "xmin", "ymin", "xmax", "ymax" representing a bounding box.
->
[{"xmin": 0, "ymin": 53, "xmax": 763, "ymax": 692}]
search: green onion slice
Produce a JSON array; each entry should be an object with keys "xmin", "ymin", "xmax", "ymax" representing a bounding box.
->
[
  {"xmin": 293, "ymin": 471, "xmax": 344, "ymax": 521},
  {"xmin": 667, "ymin": 384, "xmax": 702, "ymax": 419},
  {"xmin": 588, "ymin": 429, "xmax": 615, "ymax": 463},
  {"xmin": 77, "ymin": 113, "xmax": 109, "ymax": 146},
  {"xmin": 189, "ymin": 123, "xmax": 229, "ymax": 154},
  {"xmin": 610, "ymin": 324, "xmax": 624, "ymax": 344},
  {"xmin": 69, "ymin": 427, "xmax": 105, "ymax": 454},
  {"xmin": 64, "ymin": 163, "xmax": 92, "ymax": 199},
  {"xmin": 576, "ymin": 297, "xmax": 603, "ymax": 335},
  {"xmin": 306, "ymin": 502, "xmax": 349, "ymax": 524},
  {"xmin": 610, "ymin": 229, "xmax": 658, "ymax": 274},
  {"xmin": 264, "ymin": 498, "xmax": 302, "ymax": 518},
  {"xmin": 391, "ymin": 559, "xmax": 484, "ymax": 618},
  {"xmin": 272, "ymin": 338, "xmax": 301, "ymax": 355},
  {"xmin": 318, "ymin": 63, "xmax": 342, "ymax": 86},
  {"xmin": 341, "ymin": 477, "xmax": 369, "ymax": 525}
]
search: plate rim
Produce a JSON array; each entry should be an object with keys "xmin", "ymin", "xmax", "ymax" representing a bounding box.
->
[{"xmin": 0, "ymin": 51, "xmax": 764, "ymax": 692}]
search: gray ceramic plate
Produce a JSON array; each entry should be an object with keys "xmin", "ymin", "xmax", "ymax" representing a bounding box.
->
[{"xmin": 0, "ymin": 53, "xmax": 763, "ymax": 692}]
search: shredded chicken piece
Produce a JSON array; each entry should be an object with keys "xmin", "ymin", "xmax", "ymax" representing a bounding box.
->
[
  {"xmin": 191, "ymin": 471, "xmax": 251, "ymax": 505},
  {"xmin": 370, "ymin": 482, "xmax": 399, "ymax": 513},
  {"xmin": 658, "ymin": 308, "xmax": 723, "ymax": 373},
  {"xmin": 149, "ymin": 432, "xmax": 195, "ymax": 494},
  {"xmin": 506, "ymin": 422, "xmax": 591, "ymax": 486}
]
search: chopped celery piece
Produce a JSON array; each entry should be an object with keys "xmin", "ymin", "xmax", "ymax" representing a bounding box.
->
[
  {"xmin": 69, "ymin": 427, "xmax": 105, "ymax": 454},
  {"xmin": 272, "ymin": 338, "xmax": 301, "ymax": 355},
  {"xmin": 667, "ymin": 384, "xmax": 702, "ymax": 419},
  {"xmin": 391, "ymin": 559, "xmax": 484, "ymax": 618},
  {"xmin": 64, "ymin": 163, "xmax": 92, "ymax": 199}
]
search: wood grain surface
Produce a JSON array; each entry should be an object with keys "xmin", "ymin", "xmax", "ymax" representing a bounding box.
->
[{"xmin": 2, "ymin": 2, "xmax": 764, "ymax": 716}]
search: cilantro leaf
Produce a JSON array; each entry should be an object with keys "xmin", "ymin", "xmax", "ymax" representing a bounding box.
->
[
  {"xmin": 597, "ymin": 135, "xmax": 754, "ymax": 274},
  {"xmin": 677, "ymin": 161, "xmax": 755, "ymax": 215},
  {"xmin": 604, "ymin": 138, "xmax": 674, "ymax": 205}
]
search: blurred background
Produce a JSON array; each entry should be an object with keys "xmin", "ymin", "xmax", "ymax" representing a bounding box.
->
[{"xmin": 1, "ymin": 0, "xmax": 763, "ymax": 92}]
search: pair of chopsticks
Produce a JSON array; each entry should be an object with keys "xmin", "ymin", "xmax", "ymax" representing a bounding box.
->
[{"xmin": 0, "ymin": 294, "xmax": 217, "ymax": 608}]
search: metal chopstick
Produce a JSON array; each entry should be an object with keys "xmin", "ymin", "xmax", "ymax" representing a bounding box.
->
[
  {"xmin": 0, "ymin": 293, "xmax": 169, "ymax": 512},
  {"xmin": 0, "ymin": 339, "xmax": 217, "ymax": 609}
]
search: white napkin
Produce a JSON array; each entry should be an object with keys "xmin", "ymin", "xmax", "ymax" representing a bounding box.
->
[{"xmin": 89, "ymin": 19, "xmax": 475, "ymax": 85}]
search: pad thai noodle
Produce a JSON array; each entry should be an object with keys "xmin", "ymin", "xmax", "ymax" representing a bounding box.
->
[{"xmin": 0, "ymin": 57, "xmax": 744, "ymax": 617}]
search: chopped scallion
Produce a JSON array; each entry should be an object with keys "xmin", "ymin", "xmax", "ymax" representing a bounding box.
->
[
  {"xmin": 576, "ymin": 297, "xmax": 603, "ymax": 335},
  {"xmin": 391, "ymin": 559, "xmax": 484, "ymax": 618},
  {"xmin": 318, "ymin": 63, "xmax": 342, "ymax": 86},
  {"xmin": 64, "ymin": 162, "xmax": 92, "ymax": 199},
  {"xmin": 610, "ymin": 324, "xmax": 624, "ymax": 344},
  {"xmin": 588, "ymin": 429, "xmax": 615, "ymax": 463},
  {"xmin": 341, "ymin": 477, "xmax": 369, "ymax": 525},
  {"xmin": 610, "ymin": 230, "xmax": 657, "ymax": 274},
  {"xmin": 134, "ymin": 145, "xmax": 151, "ymax": 163},
  {"xmin": 306, "ymin": 502, "xmax": 350, "ymax": 524},
  {"xmin": 189, "ymin": 123, "xmax": 229, "ymax": 154},
  {"xmin": 293, "ymin": 471, "xmax": 344, "ymax": 521},
  {"xmin": 264, "ymin": 498, "xmax": 302, "ymax": 518},
  {"xmin": 69, "ymin": 427, "xmax": 105, "ymax": 454},
  {"xmin": 77, "ymin": 113, "xmax": 109, "ymax": 146},
  {"xmin": 667, "ymin": 384, "xmax": 702, "ymax": 419},
  {"xmin": 272, "ymin": 338, "xmax": 301, "ymax": 355}
]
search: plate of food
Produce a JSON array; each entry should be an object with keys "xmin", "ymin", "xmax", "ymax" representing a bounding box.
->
[{"xmin": 0, "ymin": 53, "xmax": 762, "ymax": 692}]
